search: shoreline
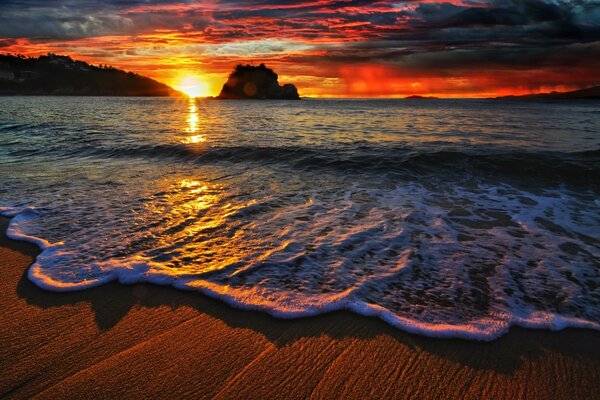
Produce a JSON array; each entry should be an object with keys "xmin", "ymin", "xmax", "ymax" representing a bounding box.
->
[
  {"xmin": 1, "ymin": 216, "xmax": 600, "ymax": 398},
  {"xmin": 4, "ymin": 210, "xmax": 598, "ymax": 342}
]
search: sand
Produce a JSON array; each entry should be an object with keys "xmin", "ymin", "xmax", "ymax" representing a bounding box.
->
[{"xmin": 1, "ymin": 217, "xmax": 600, "ymax": 399}]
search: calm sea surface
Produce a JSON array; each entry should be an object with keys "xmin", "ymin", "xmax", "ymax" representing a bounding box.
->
[{"xmin": 1, "ymin": 97, "xmax": 599, "ymax": 339}]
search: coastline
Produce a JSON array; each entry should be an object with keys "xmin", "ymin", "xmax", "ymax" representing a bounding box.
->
[{"xmin": 1, "ymin": 216, "xmax": 600, "ymax": 399}]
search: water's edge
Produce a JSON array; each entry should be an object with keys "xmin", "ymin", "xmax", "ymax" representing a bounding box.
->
[{"xmin": 3, "ymin": 205, "xmax": 598, "ymax": 342}]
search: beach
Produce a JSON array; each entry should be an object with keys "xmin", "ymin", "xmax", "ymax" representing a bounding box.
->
[
  {"xmin": 1, "ymin": 0, "xmax": 599, "ymax": 397},
  {"xmin": 1, "ymin": 216, "xmax": 599, "ymax": 399}
]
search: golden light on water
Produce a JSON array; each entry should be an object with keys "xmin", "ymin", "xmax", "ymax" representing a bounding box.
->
[
  {"xmin": 186, "ymin": 100, "xmax": 199, "ymax": 132},
  {"xmin": 142, "ymin": 178, "xmax": 270, "ymax": 276},
  {"xmin": 184, "ymin": 135, "xmax": 206, "ymax": 144},
  {"xmin": 182, "ymin": 98, "xmax": 206, "ymax": 143}
]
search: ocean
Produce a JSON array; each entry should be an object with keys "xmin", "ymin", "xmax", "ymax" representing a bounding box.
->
[{"xmin": 0, "ymin": 96, "xmax": 598, "ymax": 340}]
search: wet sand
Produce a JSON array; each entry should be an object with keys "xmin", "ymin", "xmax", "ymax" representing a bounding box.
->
[{"xmin": 1, "ymin": 216, "xmax": 600, "ymax": 399}]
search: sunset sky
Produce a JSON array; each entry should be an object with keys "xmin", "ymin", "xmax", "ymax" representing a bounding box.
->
[{"xmin": 1, "ymin": 0, "xmax": 599, "ymax": 97}]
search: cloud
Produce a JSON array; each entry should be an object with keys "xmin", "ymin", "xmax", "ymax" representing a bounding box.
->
[{"xmin": 0, "ymin": 0, "xmax": 598, "ymax": 96}]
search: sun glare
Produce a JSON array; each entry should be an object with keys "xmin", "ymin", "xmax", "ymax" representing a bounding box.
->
[{"xmin": 178, "ymin": 75, "xmax": 211, "ymax": 98}]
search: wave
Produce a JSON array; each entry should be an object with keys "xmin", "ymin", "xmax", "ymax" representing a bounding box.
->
[
  {"xmin": 72, "ymin": 143, "xmax": 600, "ymax": 185},
  {"xmin": 2, "ymin": 177, "xmax": 599, "ymax": 342},
  {"xmin": 2, "ymin": 204, "xmax": 599, "ymax": 341}
]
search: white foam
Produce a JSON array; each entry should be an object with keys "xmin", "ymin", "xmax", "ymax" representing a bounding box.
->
[
  {"xmin": 1, "ymin": 205, "xmax": 51, "ymax": 249},
  {"xmin": 0, "ymin": 188, "xmax": 600, "ymax": 340},
  {"xmin": 3, "ymin": 178, "xmax": 600, "ymax": 342}
]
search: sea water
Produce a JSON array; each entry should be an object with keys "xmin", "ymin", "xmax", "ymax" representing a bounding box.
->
[{"xmin": 0, "ymin": 96, "xmax": 598, "ymax": 340}]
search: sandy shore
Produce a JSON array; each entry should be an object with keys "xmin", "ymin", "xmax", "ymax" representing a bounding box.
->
[{"xmin": 1, "ymin": 217, "xmax": 600, "ymax": 399}]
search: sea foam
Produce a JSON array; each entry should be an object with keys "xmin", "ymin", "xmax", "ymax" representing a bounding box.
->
[{"xmin": 2, "ymin": 176, "xmax": 599, "ymax": 341}]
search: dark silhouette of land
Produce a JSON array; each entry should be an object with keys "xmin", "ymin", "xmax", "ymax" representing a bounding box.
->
[
  {"xmin": 497, "ymin": 85, "xmax": 600, "ymax": 100},
  {"xmin": 217, "ymin": 64, "xmax": 299, "ymax": 100},
  {"xmin": 0, "ymin": 53, "xmax": 181, "ymax": 96},
  {"xmin": 405, "ymin": 95, "xmax": 439, "ymax": 99}
]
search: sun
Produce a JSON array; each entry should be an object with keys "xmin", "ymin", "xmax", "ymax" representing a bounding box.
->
[{"xmin": 177, "ymin": 75, "xmax": 211, "ymax": 98}]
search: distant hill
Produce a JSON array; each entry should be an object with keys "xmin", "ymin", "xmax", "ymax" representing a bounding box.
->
[
  {"xmin": 0, "ymin": 53, "xmax": 181, "ymax": 96},
  {"xmin": 405, "ymin": 95, "xmax": 438, "ymax": 99},
  {"xmin": 217, "ymin": 64, "xmax": 300, "ymax": 100},
  {"xmin": 496, "ymin": 85, "xmax": 600, "ymax": 100}
]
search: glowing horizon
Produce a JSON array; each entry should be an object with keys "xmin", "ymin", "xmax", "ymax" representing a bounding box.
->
[
  {"xmin": 1, "ymin": 1, "xmax": 599, "ymax": 98},
  {"xmin": 176, "ymin": 75, "xmax": 214, "ymax": 98}
]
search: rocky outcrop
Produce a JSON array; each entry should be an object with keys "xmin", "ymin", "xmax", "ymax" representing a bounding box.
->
[{"xmin": 217, "ymin": 64, "xmax": 300, "ymax": 100}]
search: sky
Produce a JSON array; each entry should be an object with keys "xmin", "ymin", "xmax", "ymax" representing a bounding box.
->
[{"xmin": 0, "ymin": 0, "xmax": 599, "ymax": 97}]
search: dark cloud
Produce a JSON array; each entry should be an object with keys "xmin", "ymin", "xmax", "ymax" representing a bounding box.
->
[{"xmin": 1, "ymin": 0, "xmax": 598, "ymax": 44}]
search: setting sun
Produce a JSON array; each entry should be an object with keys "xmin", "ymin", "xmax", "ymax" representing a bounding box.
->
[{"xmin": 177, "ymin": 75, "xmax": 211, "ymax": 98}]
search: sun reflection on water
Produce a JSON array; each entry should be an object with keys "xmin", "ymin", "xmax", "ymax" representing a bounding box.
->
[
  {"xmin": 141, "ymin": 177, "xmax": 271, "ymax": 276},
  {"xmin": 182, "ymin": 98, "xmax": 206, "ymax": 144}
]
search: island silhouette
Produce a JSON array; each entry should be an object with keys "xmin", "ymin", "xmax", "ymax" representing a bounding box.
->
[
  {"xmin": 0, "ymin": 53, "xmax": 180, "ymax": 96},
  {"xmin": 496, "ymin": 85, "xmax": 600, "ymax": 100},
  {"xmin": 216, "ymin": 64, "xmax": 300, "ymax": 100},
  {"xmin": 405, "ymin": 95, "xmax": 438, "ymax": 99}
]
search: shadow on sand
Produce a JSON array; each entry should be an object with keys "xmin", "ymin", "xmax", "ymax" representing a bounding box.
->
[{"xmin": 4, "ymin": 216, "xmax": 600, "ymax": 377}]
